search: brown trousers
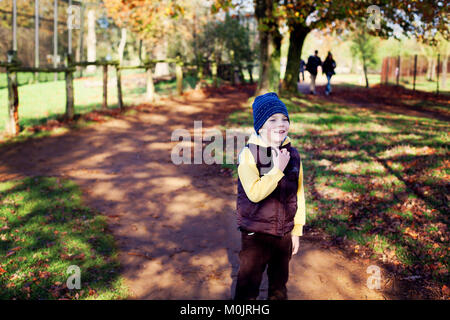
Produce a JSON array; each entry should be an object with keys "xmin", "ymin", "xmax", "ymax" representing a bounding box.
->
[{"xmin": 234, "ymin": 230, "xmax": 293, "ymax": 300}]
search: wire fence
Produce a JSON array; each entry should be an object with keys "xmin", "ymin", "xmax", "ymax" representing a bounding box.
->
[{"xmin": 381, "ymin": 55, "xmax": 449, "ymax": 94}]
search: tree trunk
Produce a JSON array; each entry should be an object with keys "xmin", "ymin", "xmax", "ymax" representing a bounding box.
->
[
  {"xmin": 255, "ymin": 0, "xmax": 282, "ymax": 95},
  {"xmin": 363, "ymin": 59, "xmax": 369, "ymax": 88},
  {"xmin": 102, "ymin": 65, "xmax": 108, "ymax": 109},
  {"xmin": 268, "ymin": 32, "xmax": 282, "ymax": 93},
  {"xmin": 7, "ymin": 70, "xmax": 19, "ymax": 135},
  {"xmin": 146, "ymin": 66, "xmax": 155, "ymax": 102},
  {"xmin": 442, "ymin": 54, "xmax": 447, "ymax": 89},
  {"xmin": 118, "ymin": 28, "xmax": 127, "ymax": 65},
  {"xmin": 430, "ymin": 58, "xmax": 436, "ymax": 81},
  {"xmin": 86, "ymin": 9, "xmax": 96, "ymax": 73},
  {"xmin": 176, "ymin": 59, "xmax": 183, "ymax": 96},
  {"xmin": 65, "ymin": 54, "xmax": 74, "ymax": 120},
  {"xmin": 282, "ymin": 23, "xmax": 309, "ymax": 94},
  {"xmin": 154, "ymin": 37, "xmax": 170, "ymax": 77},
  {"xmin": 256, "ymin": 26, "xmax": 269, "ymax": 93},
  {"xmin": 116, "ymin": 66, "xmax": 123, "ymax": 110}
]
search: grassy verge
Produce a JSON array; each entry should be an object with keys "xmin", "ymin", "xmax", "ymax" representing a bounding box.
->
[
  {"xmin": 224, "ymin": 92, "xmax": 449, "ymax": 290},
  {"xmin": 0, "ymin": 70, "xmax": 212, "ymax": 134},
  {"xmin": 0, "ymin": 176, "xmax": 130, "ymax": 299},
  {"xmin": 0, "ymin": 106, "xmax": 141, "ymax": 149}
]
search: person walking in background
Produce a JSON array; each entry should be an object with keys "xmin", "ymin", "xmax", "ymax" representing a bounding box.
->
[
  {"xmin": 305, "ymin": 50, "xmax": 322, "ymax": 94},
  {"xmin": 299, "ymin": 59, "xmax": 305, "ymax": 82},
  {"xmin": 322, "ymin": 52, "xmax": 336, "ymax": 96}
]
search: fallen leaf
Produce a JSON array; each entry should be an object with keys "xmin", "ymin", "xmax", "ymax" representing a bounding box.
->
[
  {"xmin": 6, "ymin": 251, "xmax": 16, "ymax": 257},
  {"xmin": 442, "ymin": 285, "xmax": 450, "ymax": 296},
  {"xmin": 128, "ymin": 251, "xmax": 153, "ymax": 260}
]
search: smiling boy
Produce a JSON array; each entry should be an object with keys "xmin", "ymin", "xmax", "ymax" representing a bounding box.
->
[{"xmin": 234, "ymin": 92, "xmax": 306, "ymax": 300}]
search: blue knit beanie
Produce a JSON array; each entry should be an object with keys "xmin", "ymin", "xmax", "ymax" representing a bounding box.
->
[{"xmin": 252, "ymin": 92, "xmax": 290, "ymax": 134}]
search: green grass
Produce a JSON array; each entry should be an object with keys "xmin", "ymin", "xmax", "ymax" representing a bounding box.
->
[
  {"xmin": 0, "ymin": 69, "xmax": 139, "ymax": 89},
  {"xmin": 225, "ymin": 91, "xmax": 450, "ymax": 286},
  {"xmin": 0, "ymin": 70, "xmax": 212, "ymax": 134},
  {"xmin": 0, "ymin": 72, "xmax": 66, "ymax": 89},
  {"xmin": 0, "ymin": 76, "xmax": 125, "ymax": 133},
  {"xmin": 0, "ymin": 177, "xmax": 130, "ymax": 299},
  {"xmin": 396, "ymin": 75, "xmax": 449, "ymax": 94},
  {"xmin": 310, "ymin": 73, "xmax": 448, "ymax": 94},
  {"xmin": 332, "ymin": 73, "xmax": 381, "ymax": 87}
]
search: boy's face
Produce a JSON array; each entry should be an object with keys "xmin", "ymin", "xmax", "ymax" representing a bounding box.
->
[{"xmin": 258, "ymin": 113, "xmax": 290, "ymax": 146}]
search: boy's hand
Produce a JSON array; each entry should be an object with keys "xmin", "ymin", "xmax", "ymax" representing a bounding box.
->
[
  {"xmin": 291, "ymin": 235, "xmax": 300, "ymax": 256},
  {"xmin": 273, "ymin": 148, "xmax": 290, "ymax": 172}
]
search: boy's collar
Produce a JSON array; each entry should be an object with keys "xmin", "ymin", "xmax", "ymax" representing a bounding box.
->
[{"xmin": 250, "ymin": 131, "xmax": 291, "ymax": 148}]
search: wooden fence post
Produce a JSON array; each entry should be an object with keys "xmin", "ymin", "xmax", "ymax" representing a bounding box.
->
[
  {"xmin": 413, "ymin": 54, "xmax": 417, "ymax": 92},
  {"xmin": 53, "ymin": 0, "xmax": 58, "ymax": 82},
  {"xmin": 176, "ymin": 56, "xmax": 183, "ymax": 96},
  {"xmin": 247, "ymin": 64, "xmax": 254, "ymax": 84},
  {"xmin": 385, "ymin": 58, "xmax": 389, "ymax": 85},
  {"xmin": 212, "ymin": 59, "xmax": 218, "ymax": 88},
  {"xmin": 78, "ymin": 4, "xmax": 84, "ymax": 78},
  {"xmin": 196, "ymin": 58, "xmax": 204, "ymax": 89},
  {"xmin": 6, "ymin": 50, "xmax": 19, "ymax": 135},
  {"xmin": 65, "ymin": 53, "xmax": 74, "ymax": 120},
  {"xmin": 116, "ymin": 64, "xmax": 123, "ymax": 110},
  {"xmin": 7, "ymin": 70, "xmax": 19, "ymax": 135},
  {"xmin": 436, "ymin": 54, "xmax": 440, "ymax": 95},
  {"xmin": 102, "ymin": 63, "xmax": 108, "ymax": 109},
  {"xmin": 233, "ymin": 64, "xmax": 241, "ymax": 85},
  {"xmin": 146, "ymin": 63, "xmax": 155, "ymax": 102},
  {"xmin": 12, "ymin": 0, "xmax": 17, "ymax": 51},
  {"xmin": 34, "ymin": 0, "xmax": 40, "ymax": 82}
]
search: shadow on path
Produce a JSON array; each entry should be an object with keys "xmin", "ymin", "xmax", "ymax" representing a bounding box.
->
[{"xmin": 0, "ymin": 86, "xmax": 387, "ymax": 299}]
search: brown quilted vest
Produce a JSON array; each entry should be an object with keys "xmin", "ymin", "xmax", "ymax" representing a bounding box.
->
[{"xmin": 236, "ymin": 141, "xmax": 301, "ymax": 237}]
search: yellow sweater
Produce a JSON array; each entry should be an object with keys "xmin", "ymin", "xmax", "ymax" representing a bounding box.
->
[{"xmin": 237, "ymin": 132, "xmax": 306, "ymax": 236}]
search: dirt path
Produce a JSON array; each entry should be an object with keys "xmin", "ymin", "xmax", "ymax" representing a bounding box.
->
[{"xmin": 0, "ymin": 87, "xmax": 387, "ymax": 299}]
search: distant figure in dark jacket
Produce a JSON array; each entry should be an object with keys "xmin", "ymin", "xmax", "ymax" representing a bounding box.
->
[
  {"xmin": 322, "ymin": 52, "xmax": 336, "ymax": 96},
  {"xmin": 305, "ymin": 50, "xmax": 322, "ymax": 94},
  {"xmin": 298, "ymin": 59, "xmax": 305, "ymax": 82}
]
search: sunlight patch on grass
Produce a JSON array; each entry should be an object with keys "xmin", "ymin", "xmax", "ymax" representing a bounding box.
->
[
  {"xmin": 289, "ymin": 113, "xmax": 322, "ymax": 123},
  {"xmin": 288, "ymin": 122, "xmax": 308, "ymax": 135},
  {"xmin": 429, "ymin": 161, "xmax": 450, "ymax": 181},
  {"xmin": 312, "ymin": 159, "xmax": 333, "ymax": 169},
  {"xmin": 334, "ymin": 160, "xmax": 386, "ymax": 175},
  {"xmin": 376, "ymin": 144, "xmax": 438, "ymax": 159},
  {"xmin": 226, "ymin": 110, "xmax": 253, "ymax": 127},
  {"xmin": 369, "ymin": 189, "xmax": 394, "ymax": 201},
  {"xmin": 324, "ymin": 122, "xmax": 395, "ymax": 136},
  {"xmin": 389, "ymin": 161, "xmax": 405, "ymax": 171},
  {"xmin": 320, "ymin": 149, "xmax": 366, "ymax": 160},
  {"xmin": 292, "ymin": 122, "xmax": 323, "ymax": 133},
  {"xmin": 391, "ymin": 133, "xmax": 425, "ymax": 142},
  {"xmin": 370, "ymin": 175, "xmax": 406, "ymax": 192},
  {"xmin": 316, "ymin": 184, "xmax": 354, "ymax": 201},
  {"xmin": 287, "ymin": 97, "xmax": 315, "ymax": 107}
]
